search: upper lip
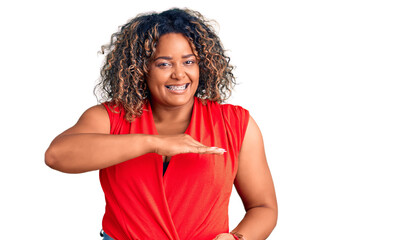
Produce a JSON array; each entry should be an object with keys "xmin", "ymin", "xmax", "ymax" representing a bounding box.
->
[{"xmin": 165, "ymin": 83, "xmax": 190, "ymax": 87}]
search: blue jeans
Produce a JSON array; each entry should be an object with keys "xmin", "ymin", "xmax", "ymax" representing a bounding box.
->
[{"xmin": 100, "ymin": 230, "xmax": 115, "ymax": 240}]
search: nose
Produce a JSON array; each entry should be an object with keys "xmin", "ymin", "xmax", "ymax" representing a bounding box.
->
[{"xmin": 171, "ymin": 64, "xmax": 186, "ymax": 80}]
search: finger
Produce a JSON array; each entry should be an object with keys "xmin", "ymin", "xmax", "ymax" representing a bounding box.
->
[
  {"xmin": 195, "ymin": 146, "xmax": 226, "ymax": 154},
  {"xmin": 208, "ymin": 147, "xmax": 226, "ymax": 154}
]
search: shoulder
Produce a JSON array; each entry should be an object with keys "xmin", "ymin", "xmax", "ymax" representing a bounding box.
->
[
  {"xmin": 216, "ymin": 101, "xmax": 250, "ymax": 127},
  {"xmin": 57, "ymin": 104, "xmax": 110, "ymax": 137},
  {"xmin": 80, "ymin": 104, "xmax": 109, "ymax": 122},
  {"xmin": 203, "ymin": 100, "xmax": 250, "ymax": 148},
  {"xmin": 200, "ymin": 99, "xmax": 249, "ymax": 119},
  {"xmin": 220, "ymin": 102, "xmax": 249, "ymax": 120},
  {"xmin": 102, "ymin": 101, "xmax": 125, "ymax": 115},
  {"xmin": 101, "ymin": 101, "xmax": 132, "ymax": 122}
]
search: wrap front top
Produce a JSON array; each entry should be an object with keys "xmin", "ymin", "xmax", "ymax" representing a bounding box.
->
[{"xmin": 100, "ymin": 97, "xmax": 249, "ymax": 240}]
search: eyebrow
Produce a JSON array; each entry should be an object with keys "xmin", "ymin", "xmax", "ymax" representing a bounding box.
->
[{"xmin": 153, "ymin": 54, "xmax": 196, "ymax": 62}]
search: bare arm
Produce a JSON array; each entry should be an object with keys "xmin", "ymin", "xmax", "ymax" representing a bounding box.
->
[
  {"xmin": 45, "ymin": 105, "xmax": 224, "ymax": 173},
  {"xmin": 230, "ymin": 116, "xmax": 278, "ymax": 239}
]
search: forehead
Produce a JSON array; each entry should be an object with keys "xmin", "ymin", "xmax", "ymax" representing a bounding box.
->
[{"xmin": 154, "ymin": 33, "xmax": 194, "ymax": 56}]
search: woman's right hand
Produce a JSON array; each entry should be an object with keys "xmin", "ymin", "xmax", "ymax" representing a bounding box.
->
[
  {"xmin": 152, "ymin": 134, "xmax": 226, "ymax": 157},
  {"xmin": 45, "ymin": 105, "xmax": 225, "ymax": 173}
]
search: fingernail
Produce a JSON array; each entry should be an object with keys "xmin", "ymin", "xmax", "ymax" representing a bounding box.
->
[{"xmin": 210, "ymin": 147, "xmax": 226, "ymax": 152}]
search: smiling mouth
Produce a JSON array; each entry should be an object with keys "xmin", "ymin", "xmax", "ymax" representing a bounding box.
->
[{"xmin": 165, "ymin": 83, "xmax": 190, "ymax": 91}]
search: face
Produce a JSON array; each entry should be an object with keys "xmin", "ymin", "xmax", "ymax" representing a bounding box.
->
[{"xmin": 147, "ymin": 33, "xmax": 199, "ymax": 109}]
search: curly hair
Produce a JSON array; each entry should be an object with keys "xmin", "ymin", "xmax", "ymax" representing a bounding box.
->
[{"xmin": 95, "ymin": 8, "xmax": 236, "ymax": 122}]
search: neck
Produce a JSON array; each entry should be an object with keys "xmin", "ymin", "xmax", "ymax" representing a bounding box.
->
[{"xmin": 150, "ymin": 98, "xmax": 195, "ymax": 135}]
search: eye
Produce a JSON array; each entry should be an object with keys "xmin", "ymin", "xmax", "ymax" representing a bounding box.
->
[
  {"xmin": 185, "ymin": 60, "xmax": 196, "ymax": 65},
  {"xmin": 156, "ymin": 62, "xmax": 171, "ymax": 68}
]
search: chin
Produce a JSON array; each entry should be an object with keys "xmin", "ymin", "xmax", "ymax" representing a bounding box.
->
[{"xmin": 165, "ymin": 94, "xmax": 195, "ymax": 106}]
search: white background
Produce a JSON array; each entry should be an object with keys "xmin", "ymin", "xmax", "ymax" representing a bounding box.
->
[{"xmin": 1, "ymin": 0, "xmax": 408, "ymax": 239}]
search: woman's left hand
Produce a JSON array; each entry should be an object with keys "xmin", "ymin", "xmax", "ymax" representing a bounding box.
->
[{"xmin": 212, "ymin": 233, "xmax": 236, "ymax": 240}]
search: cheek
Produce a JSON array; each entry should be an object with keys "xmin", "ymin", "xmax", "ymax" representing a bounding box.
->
[
  {"xmin": 147, "ymin": 71, "xmax": 168, "ymax": 86},
  {"xmin": 188, "ymin": 67, "xmax": 200, "ymax": 82}
]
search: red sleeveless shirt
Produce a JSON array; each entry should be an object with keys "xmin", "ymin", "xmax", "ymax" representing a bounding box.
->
[{"xmin": 101, "ymin": 97, "xmax": 249, "ymax": 240}]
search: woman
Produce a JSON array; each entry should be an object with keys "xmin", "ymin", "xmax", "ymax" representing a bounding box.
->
[{"xmin": 45, "ymin": 8, "xmax": 277, "ymax": 240}]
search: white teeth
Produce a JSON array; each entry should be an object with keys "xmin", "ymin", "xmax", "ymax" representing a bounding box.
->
[{"xmin": 166, "ymin": 84, "xmax": 188, "ymax": 91}]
